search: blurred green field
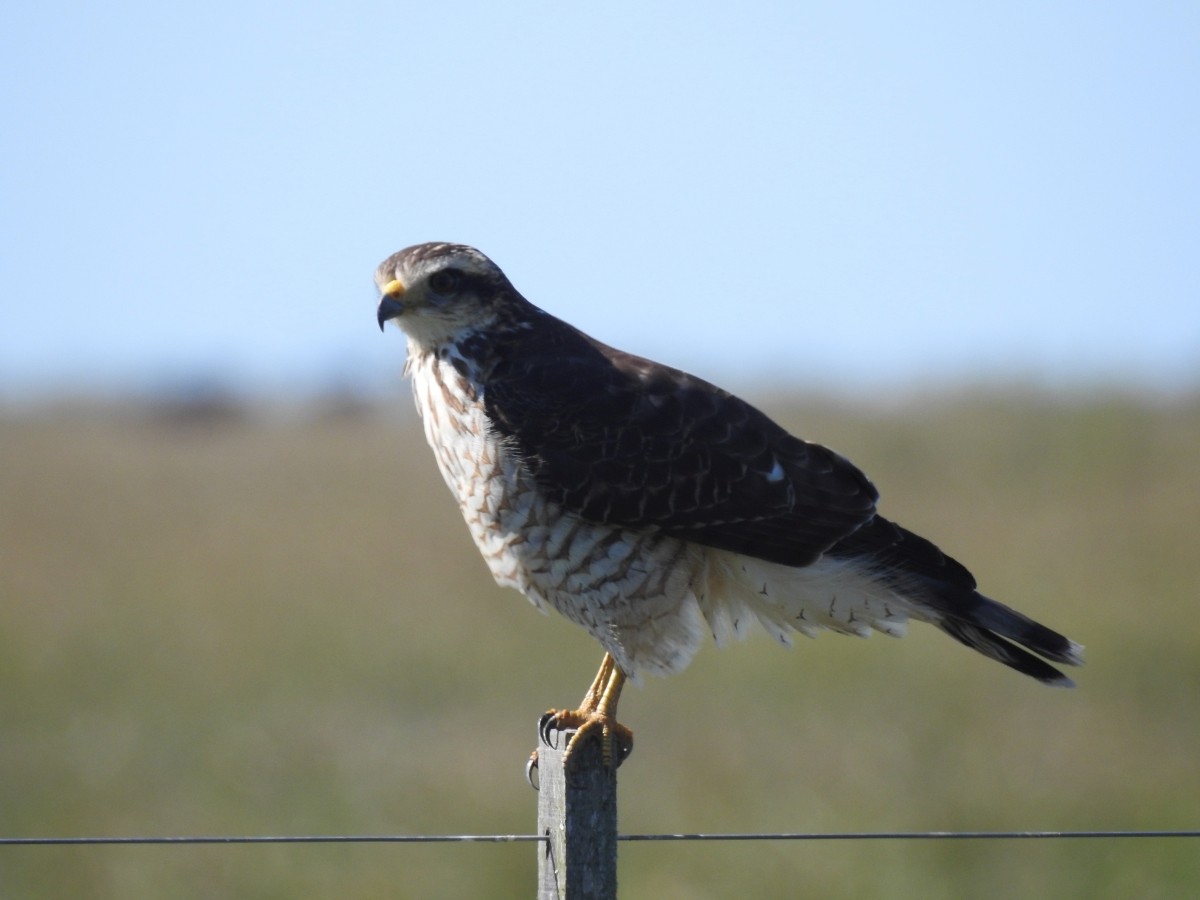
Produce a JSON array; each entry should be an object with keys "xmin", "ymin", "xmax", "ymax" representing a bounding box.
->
[{"xmin": 2, "ymin": 389, "xmax": 1198, "ymax": 898}]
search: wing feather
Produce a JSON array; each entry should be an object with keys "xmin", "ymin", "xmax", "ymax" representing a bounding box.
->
[{"xmin": 483, "ymin": 313, "xmax": 878, "ymax": 567}]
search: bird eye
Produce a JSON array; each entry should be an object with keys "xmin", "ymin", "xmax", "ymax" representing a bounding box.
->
[{"xmin": 428, "ymin": 269, "xmax": 462, "ymax": 295}]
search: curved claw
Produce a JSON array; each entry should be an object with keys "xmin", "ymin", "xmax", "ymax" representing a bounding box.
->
[
  {"xmin": 612, "ymin": 731, "xmax": 634, "ymax": 767},
  {"xmin": 538, "ymin": 711, "xmax": 562, "ymax": 749},
  {"xmin": 525, "ymin": 750, "xmax": 540, "ymax": 791},
  {"xmin": 540, "ymin": 708, "xmax": 634, "ymax": 770}
]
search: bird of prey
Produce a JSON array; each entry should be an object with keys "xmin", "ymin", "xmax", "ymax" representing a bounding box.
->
[{"xmin": 375, "ymin": 242, "xmax": 1083, "ymax": 768}]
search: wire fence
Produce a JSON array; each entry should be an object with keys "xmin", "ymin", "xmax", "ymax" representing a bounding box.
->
[{"xmin": 4, "ymin": 829, "xmax": 1199, "ymax": 846}]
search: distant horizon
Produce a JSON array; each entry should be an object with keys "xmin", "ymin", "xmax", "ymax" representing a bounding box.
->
[{"xmin": 5, "ymin": 356, "xmax": 1194, "ymax": 416}]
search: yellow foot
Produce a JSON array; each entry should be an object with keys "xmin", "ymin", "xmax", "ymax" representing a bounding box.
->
[
  {"xmin": 525, "ymin": 652, "xmax": 632, "ymax": 785},
  {"xmin": 538, "ymin": 708, "xmax": 633, "ymax": 770}
]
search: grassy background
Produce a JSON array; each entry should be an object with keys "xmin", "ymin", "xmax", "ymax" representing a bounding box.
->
[{"xmin": 2, "ymin": 389, "xmax": 1198, "ymax": 898}]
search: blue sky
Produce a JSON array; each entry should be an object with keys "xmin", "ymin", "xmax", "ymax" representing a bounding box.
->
[{"xmin": 2, "ymin": 1, "xmax": 1197, "ymax": 402}]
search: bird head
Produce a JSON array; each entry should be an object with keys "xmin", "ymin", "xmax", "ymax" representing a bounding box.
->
[{"xmin": 375, "ymin": 243, "xmax": 514, "ymax": 346}]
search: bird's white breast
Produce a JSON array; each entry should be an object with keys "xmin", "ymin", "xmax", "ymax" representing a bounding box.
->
[{"xmin": 405, "ymin": 343, "xmax": 712, "ymax": 678}]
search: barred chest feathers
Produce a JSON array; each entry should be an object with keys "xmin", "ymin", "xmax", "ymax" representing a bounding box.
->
[{"xmin": 405, "ymin": 341, "xmax": 713, "ymax": 680}]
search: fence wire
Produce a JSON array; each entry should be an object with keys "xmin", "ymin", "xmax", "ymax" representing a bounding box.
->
[{"xmin": 3, "ymin": 830, "xmax": 1198, "ymax": 847}]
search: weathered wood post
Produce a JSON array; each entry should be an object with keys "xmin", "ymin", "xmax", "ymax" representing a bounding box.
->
[{"xmin": 535, "ymin": 722, "xmax": 618, "ymax": 899}]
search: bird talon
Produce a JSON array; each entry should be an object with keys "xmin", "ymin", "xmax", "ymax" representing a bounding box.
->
[
  {"xmin": 532, "ymin": 653, "xmax": 632, "ymax": 770},
  {"xmin": 538, "ymin": 710, "xmax": 563, "ymax": 748},
  {"xmin": 613, "ymin": 730, "xmax": 634, "ymax": 767},
  {"xmin": 525, "ymin": 750, "xmax": 540, "ymax": 790},
  {"xmin": 549, "ymin": 711, "xmax": 634, "ymax": 771}
]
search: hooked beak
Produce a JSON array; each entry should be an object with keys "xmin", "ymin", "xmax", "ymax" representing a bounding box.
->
[{"xmin": 377, "ymin": 279, "xmax": 407, "ymax": 331}]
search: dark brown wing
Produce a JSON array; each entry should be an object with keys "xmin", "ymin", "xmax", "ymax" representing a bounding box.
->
[{"xmin": 481, "ymin": 310, "xmax": 878, "ymax": 567}]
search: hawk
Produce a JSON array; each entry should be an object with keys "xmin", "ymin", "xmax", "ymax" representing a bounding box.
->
[{"xmin": 375, "ymin": 242, "xmax": 1083, "ymax": 768}]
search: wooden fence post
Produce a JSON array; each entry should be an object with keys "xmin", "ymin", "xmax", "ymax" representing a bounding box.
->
[{"xmin": 535, "ymin": 721, "xmax": 618, "ymax": 899}]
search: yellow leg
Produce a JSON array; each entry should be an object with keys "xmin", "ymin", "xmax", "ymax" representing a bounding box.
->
[
  {"xmin": 542, "ymin": 652, "xmax": 633, "ymax": 769},
  {"xmin": 578, "ymin": 652, "xmax": 617, "ymax": 709}
]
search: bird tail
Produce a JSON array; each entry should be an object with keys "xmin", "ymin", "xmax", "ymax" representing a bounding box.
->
[
  {"xmin": 929, "ymin": 587, "xmax": 1085, "ymax": 687},
  {"xmin": 827, "ymin": 515, "xmax": 1084, "ymax": 686}
]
